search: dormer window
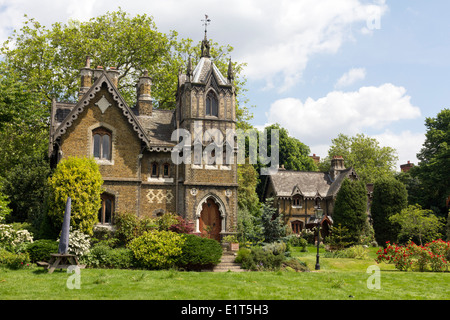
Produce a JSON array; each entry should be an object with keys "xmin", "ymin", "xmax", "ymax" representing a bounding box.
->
[
  {"xmin": 93, "ymin": 127, "xmax": 112, "ymax": 160},
  {"xmin": 206, "ymin": 91, "xmax": 218, "ymax": 117},
  {"xmin": 292, "ymin": 195, "xmax": 302, "ymax": 208}
]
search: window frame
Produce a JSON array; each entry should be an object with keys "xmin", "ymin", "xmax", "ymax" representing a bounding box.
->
[
  {"xmin": 151, "ymin": 162, "xmax": 159, "ymax": 178},
  {"xmin": 205, "ymin": 91, "xmax": 218, "ymax": 117},
  {"xmin": 163, "ymin": 163, "xmax": 170, "ymax": 178},
  {"xmin": 93, "ymin": 127, "xmax": 112, "ymax": 161},
  {"xmin": 98, "ymin": 193, "xmax": 114, "ymax": 225}
]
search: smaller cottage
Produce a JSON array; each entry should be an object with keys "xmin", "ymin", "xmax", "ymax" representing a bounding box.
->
[{"xmin": 262, "ymin": 156, "xmax": 359, "ymax": 237}]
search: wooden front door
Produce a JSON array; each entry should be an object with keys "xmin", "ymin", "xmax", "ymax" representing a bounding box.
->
[{"xmin": 199, "ymin": 198, "xmax": 221, "ymax": 241}]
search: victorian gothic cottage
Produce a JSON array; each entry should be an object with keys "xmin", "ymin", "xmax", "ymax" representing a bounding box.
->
[{"xmin": 48, "ymin": 35, "xmax": 238, "ymax": 241}]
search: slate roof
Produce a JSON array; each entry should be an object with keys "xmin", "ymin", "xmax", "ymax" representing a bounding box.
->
[
  {"xmin": 192, "ymin": 57, "xmax": 228, "ymax": 85},
  {"xmin": 267, "ymin": 167, "xmax": 357, "ymax": 199},
  {"xmin": 137, "ymin": 109, "xmax": 176, "ymax": 147}
]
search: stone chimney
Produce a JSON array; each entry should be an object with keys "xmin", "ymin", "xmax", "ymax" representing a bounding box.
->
[
  {"xmin": 106, "ymin": 67, "xmax": 120, "ymax": 87},
  {"xmin": 136, "ymin": 70, "xmax": 153, "ymax": 116},
  {"xmin": 330, "ymin": 156, "xmax": 345, "ymax": 180},
  {"xmin": 79, "ymin": 56, "xmax": 93, "ymax": 100}
]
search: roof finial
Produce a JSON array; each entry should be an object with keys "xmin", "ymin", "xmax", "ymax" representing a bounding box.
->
[
  {"xmin": 202, "ymin": 14, "xmax": 211, "ymax": 40},
  {"xmin": 201, "ymin": 14, "xmax": 211, "ymax": 58}
]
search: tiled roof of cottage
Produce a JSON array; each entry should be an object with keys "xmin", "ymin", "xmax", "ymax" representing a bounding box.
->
[
  {"xmin": 267, "ymin": 168, "xmax": 356, "ymax": 199},
  {"xmin": 137, "ymin": 109, "xmax": 176, "ymax": 147}
]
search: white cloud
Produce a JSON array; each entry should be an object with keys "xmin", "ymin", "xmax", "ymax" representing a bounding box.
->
[
  {"xmin": 0, "ymin": 0, "xmax": 388, "ymax": 93},
  {"xmin": 372, "ymin": 129, "xmax": 425, "ymax": 171},
  {"xmin": 267, "ymin": 83, "xmax": 421, "ymax": 148},
  {"xmin": 335, "ymin": 68, "xmax": 366, "ymax": 88}
]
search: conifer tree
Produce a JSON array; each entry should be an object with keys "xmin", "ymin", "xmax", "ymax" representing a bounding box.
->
[{"xmin": 333, "ymin": 178, "xmax": 368, "ymax": 245}]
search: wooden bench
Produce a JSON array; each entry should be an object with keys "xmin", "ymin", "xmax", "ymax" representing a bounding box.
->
[{"xmin": 38, "ymin": 253, "xmax": 86, "ymax": 273}]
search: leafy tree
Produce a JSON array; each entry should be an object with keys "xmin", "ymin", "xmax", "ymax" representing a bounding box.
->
[
  {"xmin": 1, "ymin": 154, "xmax": 51, "ymax": 224},
  {"xmin": 411, "ymin": 109, "xmax": 450, "ymax": 216},
  {"xmin": 333, "ymin": 178, "xmax": 368, "ymax": 245},
  {"xmin": 389, "ymin": 204, "xmax": 445, "ymax": 245},
  {"xmin": 261, "ymin": 124, "xmax": 317, "ymax": 172},
  {"xmin": 320, "ymin": 133, "xmax": 398, "ymax": 184},
  {"xmin": 0, "ymin": 69, "xmax": 49, "ymax": 178},
  {"xmin": 371, "ymin": 176, "xmax": 408, "ymax": 246},
  {"xmin": 237, "ymin": 162, "xmax": 261, "ymax": 216},
  {"xmin": 47, "ymin": 157, "xmax": 103, "ymax": 235},
  {"xmin": 0, "ymin": 183, "xmax": 12, "ymax": 223},
  {"xmin": 0, "ymin": 10, "xmax": 251, "ymax": 127}
]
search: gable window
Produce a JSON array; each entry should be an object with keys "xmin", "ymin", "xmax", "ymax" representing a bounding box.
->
[
  {"xmin": 93, "ymin": 127, "xmax": 112, "ymax": 160},
  {"xmin": 98, "ymin": 193, "xmax": 114, "ymax": 225},
  {"xmin": 206, "ymin": 91, "xmax": 218, "ymax": 117},
  {"xmin": 292, "ymin": 195, "xmax": 302, "ymax": 208}
]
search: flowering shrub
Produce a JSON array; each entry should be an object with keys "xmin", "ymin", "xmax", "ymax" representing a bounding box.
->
[
  {"xmin": 58, "ymin": 228, "xmax": 91, "ymax": 258},
  {"xmin": 0, "ymin": 224, "xmax": 33, "ymax": 252},
  {"xmin": 376, "ymin": 240, "xmax": 450, "ymax": 272}
]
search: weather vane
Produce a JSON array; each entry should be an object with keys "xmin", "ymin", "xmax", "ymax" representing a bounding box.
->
[{"xmin": 202, "ymin": 14, "xmax": 211, "ymax": 38}]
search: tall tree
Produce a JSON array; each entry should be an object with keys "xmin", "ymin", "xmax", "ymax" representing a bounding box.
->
[
  {"xmin": 320, "ymin": 133, "xmax": 398, "ymax": 184},
  {"xmin": 333, "ymin": 178, "xmax": 369, "ymax": 245},
  {"xmin": 371, "ymin": 176, "xmax": 408, "ymax": 246},
  {"xmin": 0, "ymin": 9, "xmax": 251, "ymax": 127},
  {"xmin": 411, "ymin": 109, "xmax": 450, "ymax": 216},
  {"xmin": 237, "ymin": 163, "xmax": 261, "ymax": 216}
]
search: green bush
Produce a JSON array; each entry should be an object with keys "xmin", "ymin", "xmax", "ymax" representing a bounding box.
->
[
  {"xmin": 47, "ymin": 157, "xmax": 103, "ymax": 235},
  {"xmin": 128, "ymin": 230, "xmax": 185, "ymax": 269},
  {"xmin": 83, "ymin": 242, "xmax": 135, "ymax": 269},
  {"xmin": 236, "ymin": 245, "xmax": 286, "ymax": 271},
  {"xmin": 176, "ymin": 234, "xmax": 222, "ymax": 270},
  {"xmin": 114, "ymin": 212, "xmax": 157, "ymax": 246},
  {"xmin": 26, "ymin": 239, "xmax": 58, "ymax": 263},
  {"xmin": 283, "ymin": 235, "xmax": 308, "ymax": 252},
  {"xmin": 0, "ymin": 248, "xmax": 30, "ymax": 269}
]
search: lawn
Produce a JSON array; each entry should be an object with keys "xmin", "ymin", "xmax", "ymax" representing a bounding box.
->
[{"xmin": 0, "ymin": 246, "xmax": 449, "ymax": 300}]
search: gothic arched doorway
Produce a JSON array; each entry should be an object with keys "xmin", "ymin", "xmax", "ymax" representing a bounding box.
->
[{"xmin": 199, "ymin": 197, "xmax": 222, "ymax": 241}]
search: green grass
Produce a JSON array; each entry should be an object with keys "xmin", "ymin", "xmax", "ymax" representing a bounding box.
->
[{"xmin": 0, "ymin": 246, "xmax": 449, "ymax": 300}]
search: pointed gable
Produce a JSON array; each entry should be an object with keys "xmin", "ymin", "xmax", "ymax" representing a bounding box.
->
[{"xmin": 51, "ymin": 71, "xmax": 150, "ymax": 147}]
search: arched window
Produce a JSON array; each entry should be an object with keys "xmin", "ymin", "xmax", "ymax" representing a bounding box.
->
[
  {"xmin": 206, "ymin": 91, "xmax": 218, "ymax": 117},
  {"xmin": 151, "ymin": 162, "xmax": 159, "ymax": 177},
  {"xmin": 93, "ymin": 127, "xmax": 112, "ymax": 160},
  {"xmin": 163, "ymin": 163, "xmax": 170, "ymax": 177}
]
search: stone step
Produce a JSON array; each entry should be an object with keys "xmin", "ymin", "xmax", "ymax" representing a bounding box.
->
[{"xmin": 212, "ymin": 252, "xmax": 246, "ymax": 272}]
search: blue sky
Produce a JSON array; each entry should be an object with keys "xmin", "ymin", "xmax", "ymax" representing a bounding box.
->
[{"xmin": 1, "ymin": 0, "xmax": 448, "ymax": 170}]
